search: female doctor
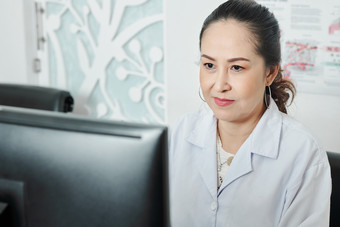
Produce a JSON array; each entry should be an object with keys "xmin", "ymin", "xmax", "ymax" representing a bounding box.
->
[{"xmin": 168, "ymin": 0, "xmax": 332, "ymax": 226}]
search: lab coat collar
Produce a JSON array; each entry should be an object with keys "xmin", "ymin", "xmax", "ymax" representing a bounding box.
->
[
  {"xmin": 186, "ymin": 98, "xmax": 283, "ymax": 159},
  {"xmin": 250, "ymin": 98, "xmax": 283, "ymax": 159},
  {"xmin": 186, "ymin": 106, "xmax": 216, "ymax": 149}
]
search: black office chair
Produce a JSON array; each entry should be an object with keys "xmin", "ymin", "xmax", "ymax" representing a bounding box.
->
[
  {"xmin": 327, "ymin": 151, "xmax": 340, "ymax": 227},
  {"xmin": 0, "ymin": 84, "xmax": 74, "ymax": 112}
]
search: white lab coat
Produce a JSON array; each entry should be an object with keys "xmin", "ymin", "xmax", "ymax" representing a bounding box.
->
[{"xmin": 169, "ymin": 99, "xmax": 331, "ymax": 227}]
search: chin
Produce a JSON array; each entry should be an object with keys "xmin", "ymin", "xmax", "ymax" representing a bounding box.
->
[{"xmin": 213, "ymin": 111, "xmax": 237, "ymax": 122}]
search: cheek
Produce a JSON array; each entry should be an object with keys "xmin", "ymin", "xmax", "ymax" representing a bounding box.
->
[
  {"xmin": 235, "ymin": 76, "xmax": 266, "ymax": 100},
  {"xmin": 199, "ymin": 70, "xmax": 212, "ymax": 91}
]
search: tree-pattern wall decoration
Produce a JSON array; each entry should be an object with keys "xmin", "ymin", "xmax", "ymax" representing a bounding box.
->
[{"xmin": 37, "ymin": 0, "xmax": 165, "ymax": 123}]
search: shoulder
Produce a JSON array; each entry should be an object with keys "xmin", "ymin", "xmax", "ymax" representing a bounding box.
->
[
  {"xmin": 281, "ymin": 114, "xmax": 321, "ymax": 149},
  {"xmin": 168, "ymin": 106, "xmax": 214, "ymax": 158},
  {"xmin": 280, "ymin": 113, "xmax": 328, "ymax": 169},
  {"xmin": 170, "ymin": 106, "xmax": 212, "ymax": 138}
]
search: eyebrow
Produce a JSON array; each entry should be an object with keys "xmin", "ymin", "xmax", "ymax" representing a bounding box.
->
[{"xmin": 201, "ymin": 54, "xmax": 250, "ymax": 63}]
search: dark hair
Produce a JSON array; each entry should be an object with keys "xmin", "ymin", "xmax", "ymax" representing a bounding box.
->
[{"xmin": 199, "ymin": 0, "xmax": 295, "ymax": 113}]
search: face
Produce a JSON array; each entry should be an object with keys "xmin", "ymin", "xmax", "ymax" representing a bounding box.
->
[{"xmin": 200, "ymin": 20, "xmax": 275, "ymax": 124}]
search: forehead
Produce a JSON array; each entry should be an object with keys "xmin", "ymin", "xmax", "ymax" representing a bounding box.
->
[{"xmin": 201, "ymin": 20, "xmax": 258, "ymax": 58}]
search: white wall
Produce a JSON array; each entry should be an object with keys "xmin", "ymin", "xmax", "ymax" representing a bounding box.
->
[
  {"xmin": 0, "ymin": 0, "xmax": 37, "ymax": 84},
  {"xmin": 0, "ymin": 0, "xmax": 27, "ymax": 83},
  {"xmin": 165, "ymin": 0, "xmax": 340, "ymax": 152}
]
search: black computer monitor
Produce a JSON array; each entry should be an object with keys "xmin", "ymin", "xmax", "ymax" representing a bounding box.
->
[{"xmin": 0, "ymin": 106, "xmax": 168, "ymax": 227}]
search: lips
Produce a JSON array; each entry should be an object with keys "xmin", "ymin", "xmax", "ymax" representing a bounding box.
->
[{"xmin": 214, "ymin": 97, "xmax": 235, "ymax": 107}]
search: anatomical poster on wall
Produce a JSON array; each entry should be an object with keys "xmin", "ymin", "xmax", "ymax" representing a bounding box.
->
[{"xmin": 258, "ymin": 0, "xmax": 340, "ymax": 96}]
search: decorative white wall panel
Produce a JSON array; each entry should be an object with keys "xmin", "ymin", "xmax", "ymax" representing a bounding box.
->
[{"xmin": 37, "ymin": 0, "xmax": 165, "ymax": 123}]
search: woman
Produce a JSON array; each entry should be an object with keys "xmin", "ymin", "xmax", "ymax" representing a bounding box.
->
[{"xmin": 168, "ymin": 0, "xmax": 331, "ymax": 226}]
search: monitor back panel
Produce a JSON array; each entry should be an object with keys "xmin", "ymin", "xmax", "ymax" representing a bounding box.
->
[{"xmin": 0, "ymin": 108, "xmax": 168, "ymax": 227}]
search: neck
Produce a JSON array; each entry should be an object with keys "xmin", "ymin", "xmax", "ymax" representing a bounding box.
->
[{"xmin": 217, "ymin": 105, "xmax": 266, "ymax": 154}]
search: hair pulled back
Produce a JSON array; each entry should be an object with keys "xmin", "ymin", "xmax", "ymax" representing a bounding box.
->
[{"xmin": 199, "ymin": 0, "xmax": 295, "ymax": 113}]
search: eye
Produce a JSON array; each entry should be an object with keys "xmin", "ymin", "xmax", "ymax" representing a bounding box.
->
[
  {"xmin": 204, "ymin": 63, "xmax": 215, "ymax": 70},
  {"xmin": 231, "ymin": 65, "xmax": 244, "ymax": 72}
]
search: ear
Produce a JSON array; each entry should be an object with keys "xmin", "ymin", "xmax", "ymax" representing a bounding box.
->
[{"xmin": 265, "ymin": 64, "xmax": 279, "ymax": 86}]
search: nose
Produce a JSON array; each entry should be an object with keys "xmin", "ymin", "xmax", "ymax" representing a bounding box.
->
[{"xmin": 214, "ymin": 68, "xmax": 232, "ymax": 92}]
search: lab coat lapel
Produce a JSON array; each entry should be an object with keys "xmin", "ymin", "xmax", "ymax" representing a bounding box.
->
[
  {"xmin": 186, "ymin": 108, "xmax": 218, "ymax": 199},
  {"xmin": 218, "ymin": 138, "xmax": 253, "ymax": 193}
]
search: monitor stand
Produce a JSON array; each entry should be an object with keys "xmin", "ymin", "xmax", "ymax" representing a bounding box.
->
[
  {"xmin": 0, "ymin": 178, "xmax": 25, "ymax": 227},
  {"xmin": 0, "ymin": 201, "xmax": 14, "ymax": 226}
]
